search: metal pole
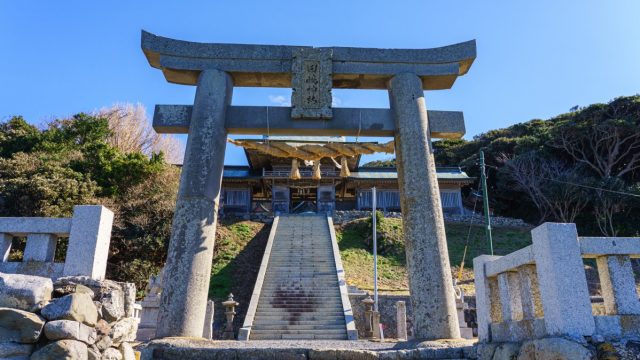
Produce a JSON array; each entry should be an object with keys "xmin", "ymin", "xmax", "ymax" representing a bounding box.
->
[
  {"xmin": 479, "ymin": 150, "xmax": 494, "ymax": 255},
  {"xmin": 372, "ymin": 186, "xmax": 378, "ymax": 312}
]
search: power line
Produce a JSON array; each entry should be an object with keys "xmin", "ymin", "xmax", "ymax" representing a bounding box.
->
[{"xmin": 483, "ymin": 164, "xmax": 640, "ymax": 199}]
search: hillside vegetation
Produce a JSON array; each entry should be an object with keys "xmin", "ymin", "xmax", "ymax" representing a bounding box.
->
[
  {"xmin": 335, "ymin": 215, "xmax": 532, "ymax": 295},
  {"xmin": 366, "ymin": 95, "xmax": 640, "ymax": 237}
]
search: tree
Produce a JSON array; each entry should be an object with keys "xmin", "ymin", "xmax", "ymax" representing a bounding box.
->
[
  {"xmin": 499, "ymin": 152, "xmax": 589, "ymax": 223},
  {"xmin": 0, "ymin": 152, "xmax": 98, "ymax": 217},
  {"xmin": 96, "ymin": 103, "xmax": 184, "ymax": 164},
  {"xmin": 550, "ymin": 97, "xmax": 640, "ymax": 179},
  {"xmin": 0, "ymin": 116, "xmax": 42, "ymax": 157}
]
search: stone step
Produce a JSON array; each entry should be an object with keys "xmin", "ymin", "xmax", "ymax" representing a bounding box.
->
[
  {"xmin": 253, "ymin": 319, "xmax": 345, "ymax": 326},
  {"xmin": 255, "ymin": 310, "xmax": 344, "ymax": 316},
  {"xmin": 257, "ymin": 306, "xmax": 344, "ymax": 312},
  {"xmin": 259, "ymin": 287, "xmax": 340, "ymax": 291},
  {"xmin": 253, "ymin": 316, "xmax": 345, "ymax": 323},
  {"xmin": 255, "ymin": 304, "xmax": 344, "ymax": 310},
  {"xmin": 252, "ymin": 324, "xmax": 346, "ymax": 331},
  {"xmin": 258, "ymin": 296, "xmax": 342, "ymax": 301},
  {"xmin": 257, "ymin": 297, "xmax": 342, "ymax": 302},
  {"xmin": 249, "ymin": 329, "xmax": 347, "ymax": 337}
]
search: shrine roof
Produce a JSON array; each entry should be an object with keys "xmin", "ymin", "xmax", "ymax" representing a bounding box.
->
[{"xmin": 348, "ymin": 167, "xmax": 474, "ymax": 183}]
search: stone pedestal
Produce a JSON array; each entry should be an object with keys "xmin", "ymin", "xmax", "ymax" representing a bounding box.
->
[
  {"xmin": 388, "ymin": 72, "xmax": 460, "ymax": 340},
  {"xmin": 156, "ymin": 69, "xmax": 233, "ymax": 338}
]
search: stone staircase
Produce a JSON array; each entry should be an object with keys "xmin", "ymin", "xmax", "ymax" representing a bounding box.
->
[{"xmin": 242, "ymin": 214, "xmax": 350, "ymax": 340}]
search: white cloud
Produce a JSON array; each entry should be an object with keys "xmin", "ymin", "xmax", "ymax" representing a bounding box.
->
[
  {"xmin": 268, "ymin": 95, "xmax": 290, "ymax": 106},
  {"xmin": 332, "ymin": 95, "xmax": 342, "ymax": 107}
]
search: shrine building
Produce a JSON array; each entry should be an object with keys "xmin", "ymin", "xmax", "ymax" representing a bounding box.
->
[{"xmin": 219, "ymin": 136, "xmax": 473, "ymax": 215}]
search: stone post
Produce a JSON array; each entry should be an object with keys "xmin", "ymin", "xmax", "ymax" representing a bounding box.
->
[
  {"xmin": 497, "ymin": 272, "xmax": 523, "ymax": 321},
  {"xmin": 203, "ymin": 299, "xmax": 215, "ymax": 339},
  {"xmin": 473, "ymin": 255, "xmax": 501, "ymax": 342},
  {"xmin": 362, "ymin": 296, "xmax": 374, "ymax": 338},
  {"xmin": 596, "ymin": 255, "xmax": 640, "ymax": 315},
  {"xmin": 396, "ymin": 300, "xmax": 407, "ymax": 340},
  {"xmin": 222, "ymin": 294, "xmax": 239, "ymax": 340},
  {"xmin": 388, "ymin": 72, "xmax": 460, "ymax": 339},
  {"xmin": 23, "ymin": 234, "xmax": 57, "ymax": 262},
  {"xmin": 372, "ymin": 311, "xmax": 382, "ymax": 339},
  {"xmin": 63, "ymin": 205, "xmax": 114, "ymax": 280},
  {"xmin": 156, "ymin": 69, "xmax": 233, "ymax": 338},
  {"xmin": 531, "ymin": 223, "xmax": 595, "ymax": 338},
  {"xmin": 518, "ymin": 264, "xmax": 543, "ymax": 320},
  {"xmin": 0, "ymin": 234, "xmax": 10, "ymax": 262}
]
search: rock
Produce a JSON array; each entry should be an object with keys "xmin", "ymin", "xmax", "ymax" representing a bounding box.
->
[
  {"xmin": 101, "ymin": 288, "xmax": 125, "ymax": 322},
  {"xmin": 0, "ymin": 272, "xmax": 52, "ymax": 311},
  {"xmin": 492, "ymin": 343, "xmax": 520, "ymax": 360},
  {"xmin": 476, "ymin": 343, "xmax": 500, "ymax": 360},
  {"xmin": 93, "ymin": 300, "xmax": 103, "ymax": 319},
  {"xmin": 30, "ymin": 339, "xmax": 88, "ymax": 360},
  {"xmin": 110, "ymin": 318, "xmax": 138, "ymax": 345},
  {"xmin": 95, "ymin": 335, "xmax": 113, "ymax": 351},
  {"xmin": 517, "ymin": 338, "xmax": 593, "ymax": 360},
  {"xmin": 53, "ymin": 283, "xmax": 95, "ymax": 299},
  {"xmin": 103, "ymin": 347, "xmax": 124, "ymax": 360},
  {"xmin": 95, "ymin": 319, "xmax": 112, "ymax": 335},
  {"xmin": 0, "ymin": 341, "xmax": 33, "ymax": 359},
  {"xmin": 54, "ymin": 276, "xmax": 122, "ymax": 301},
  {"xmin": 120, "ymin": 342, "xmax": 136, "ymax": 360},
  {"xmin": 0, "ymin": 307, "xmax": 45, "ymax": 343},
  {"xmin": 121, "ymin": 283, "xmax": 137, "ymax": 318},
  {"xmin": 40, "ymin": 293, "xmax": 98, "ymax": 326},
  {"xmin": 87, "ymin": 347, "xmax": 101, "ymax": 360},
  {"xmin": 44, "ymin": 319, "xmax": 97, "ymax": 344}
]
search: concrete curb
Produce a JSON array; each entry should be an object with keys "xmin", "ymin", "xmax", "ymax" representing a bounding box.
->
[{"xmin": 327, "ymin": 215, "xmax": 358, "ymax": 340}]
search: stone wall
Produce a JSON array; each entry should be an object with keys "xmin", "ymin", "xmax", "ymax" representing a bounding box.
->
[
  {"xmin": 349, "ymin": 294, "xmax": 413, "ymax": 339},
  {"xmin": 349, "ymin": 293, "xmax": 476, "ymax": 340},
  {"xmin": 334, "ymin": 210, "xmax": 530, "ymax": 228},
  {"xmin": 0, "ymin": 272, "xmax": 138, "ymax": 359}
]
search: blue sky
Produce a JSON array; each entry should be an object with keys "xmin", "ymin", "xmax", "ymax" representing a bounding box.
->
[{"xmin": 1, "ymin": 1, "xmax": 639, "ymax": 165}]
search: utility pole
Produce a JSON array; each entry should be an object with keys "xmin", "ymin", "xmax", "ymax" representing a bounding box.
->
[
  {"xmin": 480, "ymin": 150, "xmax": 494, "ymax": 255},
  {"xmin": 372, "ymin": 186, "xmax": 378, "ymax": 312}
]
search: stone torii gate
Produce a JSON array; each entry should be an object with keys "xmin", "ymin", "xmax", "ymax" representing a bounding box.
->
[{"xmin": 141, "ymin": 30, "xmax": 476, "ymax": 340}]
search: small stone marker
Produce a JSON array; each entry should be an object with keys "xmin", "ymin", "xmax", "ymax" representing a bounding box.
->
[
  {"xmin": 396, "ymin": 301, "xmax": 407, "ymax": 340},
  {"xmin": 372, "ymin": 311, "xmax": 382, "ymax": 339},
  {"xmin": 202, "ymin": 299, "xmax": 214, "ymax": 340}
]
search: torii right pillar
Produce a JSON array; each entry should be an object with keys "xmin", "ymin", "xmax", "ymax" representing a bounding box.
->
[{"xmin": 389, "ymin": 72, "xmax": 461, "ymax": 339}]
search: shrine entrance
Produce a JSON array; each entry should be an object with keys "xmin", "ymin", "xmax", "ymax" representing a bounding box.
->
[{"xmin": 142, "ymin": 30, "xmax": 477, "ymax": 340}]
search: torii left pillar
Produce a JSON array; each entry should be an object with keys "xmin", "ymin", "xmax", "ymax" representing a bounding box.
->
[{"xmin": 156, "ymin": 69, "xmax": 233, "ymax": 337}]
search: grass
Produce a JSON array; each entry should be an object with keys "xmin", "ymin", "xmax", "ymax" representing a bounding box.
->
[
  {"xmin": 209, "ymin": 220, "xmax": 267, "ymax": 299},
  {"xmin": 336, "ymin": 217, "xmax": 533, "ymax": 295}
]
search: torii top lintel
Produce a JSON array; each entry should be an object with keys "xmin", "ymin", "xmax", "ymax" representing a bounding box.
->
[{"xmin": 141, "ymin": 30, "xmax": 476, "ymax": 90}]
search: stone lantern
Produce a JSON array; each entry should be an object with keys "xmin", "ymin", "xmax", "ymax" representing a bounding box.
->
[
  {"xmin": 362, "ymin": 296, "xmax": 375, "ymax": 338},
  {"xmin": 222, "ymin": 293, "xmax": 239, "ymax": 340}
]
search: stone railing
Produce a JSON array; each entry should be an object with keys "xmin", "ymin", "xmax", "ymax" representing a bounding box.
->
[
  {"xmin": 474, "ymin": 222, "xmax": 640, "ymax": 343},
  {"xmin": 0, "ymin": 205, "xmax": 114, "ymax": 280}
]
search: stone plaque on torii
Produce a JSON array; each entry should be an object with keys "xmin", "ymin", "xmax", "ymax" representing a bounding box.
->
[{"xmin": 141, "ymin": 30, "xmax": 476, "ymax": 340}]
